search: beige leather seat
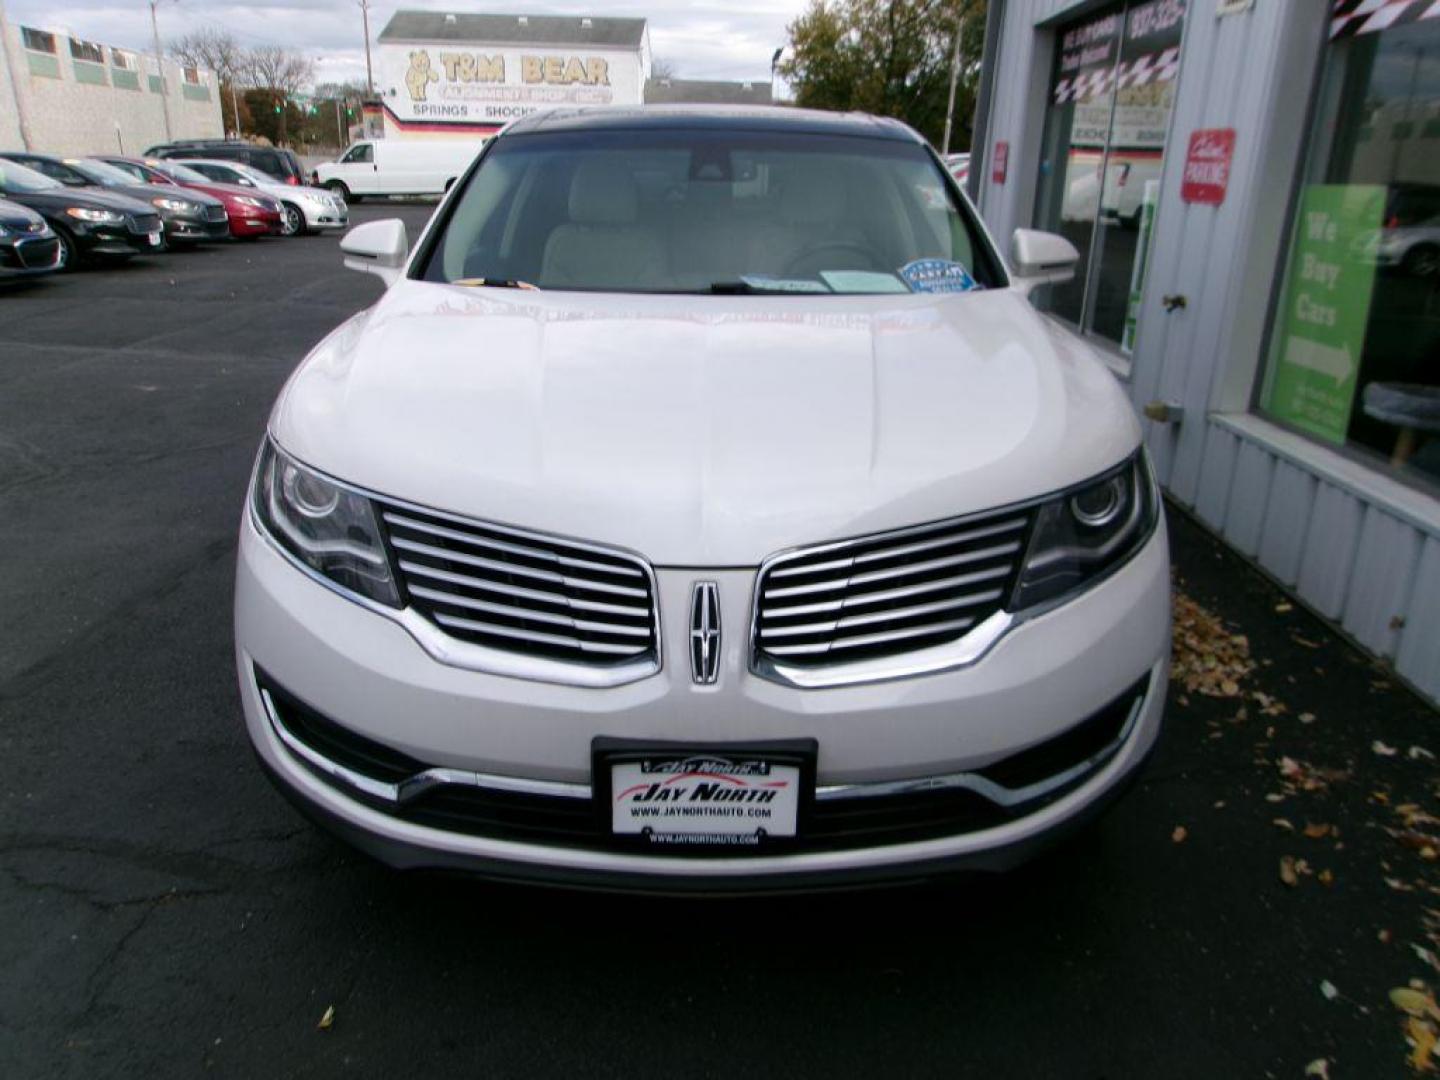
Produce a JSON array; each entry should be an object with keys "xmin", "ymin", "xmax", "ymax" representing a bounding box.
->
[
  {"xmin": 541, "ymin": 159, "xmax": 669, "ymax": 289},
  {"xmin": 757, "ymin": 162, "xmax": 875, "ymax": 277}
]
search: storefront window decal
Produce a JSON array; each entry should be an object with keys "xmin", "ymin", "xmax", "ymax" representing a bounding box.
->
[{"xmin": 1257, "ymin": 10, "xmax": 1440, "ymax": 489}]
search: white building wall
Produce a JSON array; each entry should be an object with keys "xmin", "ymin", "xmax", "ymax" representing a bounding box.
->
[
  {"xmin": 975, "ymin": 0, "xmax": 1440, "ymax": 705},
  {"xmin": 0, "ymin": 24, "xmax": 221, "ymax": 157}
]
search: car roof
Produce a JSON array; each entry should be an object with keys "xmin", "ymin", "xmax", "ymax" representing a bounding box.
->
[{"xmin": 501, "ymin": 105, "xmax": 924, "ymax": 143}]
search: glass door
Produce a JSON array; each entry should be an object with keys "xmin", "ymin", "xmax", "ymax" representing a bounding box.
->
[{"xmin": 1033, "ymin": 0, "xmax": 1187, "ymax": 352}]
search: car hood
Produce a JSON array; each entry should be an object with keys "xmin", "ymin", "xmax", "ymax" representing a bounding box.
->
[
  {"xmin": 272, "ymin": 283, "xmax": 1141, "ymax": 566},
  {"xmin": 5, "ymin": 186, "xmax": 157, "ymax": 215},
  {"xmin": 114, "ymin": 183, "xmax": 222, "ymax": 209},
  {"xmin": 0, "ymin": 196, "xmax": 46, "ymax": 230},
  {"xmin": 179, "ymin": 180, "xmax": 275, "ymax": 206}
]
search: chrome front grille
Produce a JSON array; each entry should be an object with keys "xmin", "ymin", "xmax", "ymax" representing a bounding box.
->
[
  {"xmin": 129, "ymin": 212, "xmax": 162, "ymax": 233},
  {"xmin": 753, "ymin": 510, "xmax": 1032, "ymax": 668},
  {"xmin": 381, "ymin": 504, "xmax": 659, "ymax": 668},
  {"xmin": 204, "ymin": 204, "xmax": 227, "ymax": 222}
]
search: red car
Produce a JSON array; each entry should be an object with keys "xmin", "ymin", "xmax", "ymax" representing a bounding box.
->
[{"xmin": 92, "ymin": 155, "xmax": 283, "ymax": 239}]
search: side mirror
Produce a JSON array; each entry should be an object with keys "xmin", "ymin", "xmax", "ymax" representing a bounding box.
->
[
  {"xmin": 341, "ymin": 218, "xmax": 408, "ymax": 285},
  {"xmin": 1010, "ymin": 228, "xmax": 1080, "ymax": 293}
]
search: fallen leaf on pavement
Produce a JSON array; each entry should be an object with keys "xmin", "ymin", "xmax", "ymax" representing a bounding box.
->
[
  {"xmin": 1171, "ymin": 590, "xmax": 1255, "ymax": 697},
  {"xmin": 1300, "ymin": 712, "xmax": 1316, "ymax": 724},
  {"xmin": 1274, "ymin": 818, "xmax": 1295, "ymax": 831},
  {"xmin": 1319, "ymin": 868, "xmax": 1334, "ymax": 886},
  {"xmin": 1321, "ymin": 979, "xmax": 1339, "ymax": 1001},
  {"xmin": 1281, "ymin": 856, "xmax": 1300, "ymax": 887},
  {"xmin": 1171, "ymin": 826, "xmax": 1187, "ymax": 843},
  {"xmin": 1412, "ymin": 746, "xmax": 1437, "ymax": 762},
  {"xmin": 1407, "ymin": 1015, "xmax": 1438, "ymax": 1072},
  {"xmin": 1391, "ymin": 986, "xmax": 1440, "ymax": 1021},
  {"xmin": 317, "ymin": 1006, "xmax": 334, "ymax": 1031},
  {"xmin": 1304, "ymin": 1059, "xmax": 1330, "ymax": 1079},
  {"xmin": 1376, "ymin": 740, "xmax": 1400, "ymax": 757},
  {"xmin": 1304, "ymin": 823, "xmax": 1334, "ymax": 839}
]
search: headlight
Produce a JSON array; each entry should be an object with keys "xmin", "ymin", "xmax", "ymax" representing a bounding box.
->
[
  {"xmin": 251, "ymin": 439, "xmax": 400, "ymax": 607},
  {"xmin": 235, "ymin": 195, "xmax": 266, "ymax": 209},
  {"xmin": 152, "ymin": 197, "xmax": 196, "ymax": 212},
  {"xmin": 1010, "ymin": 450, "xmax": 1159, "ymax": 611},
  {"xmin": 65, "ymin": 207, "xmax": 124, "ymax": 223}
]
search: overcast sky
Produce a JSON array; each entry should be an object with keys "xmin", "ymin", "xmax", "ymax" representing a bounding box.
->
[{"xmin": 6, "ymin": 1, "xmax": 805, "ymax": 86}]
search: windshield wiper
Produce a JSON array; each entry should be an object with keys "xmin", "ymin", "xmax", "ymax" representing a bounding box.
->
[
  {"xmin": 452, "ymin": 278, "xmax": 539, "ymax": 290},
  {"xmin": 707, "ymin": 279, "xmax": 829, "ymax": 295}
]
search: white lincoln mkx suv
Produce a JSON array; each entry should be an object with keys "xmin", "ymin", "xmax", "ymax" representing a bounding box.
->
[{"xmin": 235, "ymin": 106, "xmax": 1169, "ymax": 890}]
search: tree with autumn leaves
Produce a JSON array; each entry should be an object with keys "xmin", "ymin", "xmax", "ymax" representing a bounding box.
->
[{"xmin": 779, "ymin": 0, "xmax": 986, "ymax": 150}]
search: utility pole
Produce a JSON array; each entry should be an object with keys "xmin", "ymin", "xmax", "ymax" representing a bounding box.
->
[
  {"xmin": 359, "ymin": 0, "xmax": 374, "ymax": 96},
  {"xmin": 149, "ymin": 0, "xmax": 173, "ymax": 140},
  {"xmin": 230, "ymin": 83, "xmax": 242, "ymax": 137},
  {"xmin": 941, "ymin": 11, "xmax": 965, "ymax": 155},
  {"xmin": 0, "ymin": 0, "xmax": 35, "ymax": 149}
]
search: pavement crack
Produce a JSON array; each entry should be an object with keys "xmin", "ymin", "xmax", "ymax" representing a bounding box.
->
[{"xmin": 0, "ymin": 535, "xmax": 235, "ymax": 702}]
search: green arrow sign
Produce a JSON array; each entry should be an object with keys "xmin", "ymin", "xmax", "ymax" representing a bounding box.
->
[{"xmin": 1262, "ymin": 184, "xmax": 1384, "ymax": 445}]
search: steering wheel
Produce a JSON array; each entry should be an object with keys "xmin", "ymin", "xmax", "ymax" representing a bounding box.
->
[{"xmin": 782, "ymin": 241, "xmax": 881, "ymax": 277}]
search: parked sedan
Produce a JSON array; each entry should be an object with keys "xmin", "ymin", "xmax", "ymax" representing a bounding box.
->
[
  {"xmin": 237, "ymin": 107, "xmax": 1169, "ymax": 891},
  {"xmin": 176, "ymin": 159, "xmax": 347, "ymax": 237},
  {"xmin": 3, "ymin": 152, "xmax": 229, "ymax": 245},
  {"xmin": 0, "ymin": 196, "xmax": 62, "ymax": 279},
  {"xmin": 0, "ymin": 157, "xmax": 162, "ymax": 269},
  {"xmin": 91, "ymin": 156, "xmax": 283, "ymax": 239}
]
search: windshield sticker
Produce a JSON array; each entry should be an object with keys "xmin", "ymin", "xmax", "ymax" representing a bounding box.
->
[
  {"xmin": 898, "ymin": 259, "xmax": 982, "ymax": 294},
  {"xmin": 739, "ymin": 275, "xmax": 832, "ymax": 294},
  {"xmin": 818, "ymin": 270, "xmax": 910, "ymax": 294}
]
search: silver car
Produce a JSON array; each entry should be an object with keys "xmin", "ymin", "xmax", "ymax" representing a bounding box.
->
[{"xmin": 176, "ymin": 158, "xmax": 348, "ymax": 236}]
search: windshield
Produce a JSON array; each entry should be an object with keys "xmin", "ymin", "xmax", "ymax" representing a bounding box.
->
[
  {"xmin": 153, "ymin": 161, "xmax": 210, "ymax": 184},
  {"xmin": 416, "ymin": 130, "xmax": 1003, "ymax": 295},
  {"xmin": 0, "ymin": 158, "xmax": 63, "ymax": 193},
  {"xmin": 229, "ymin": 163, "xmax": 274, "ymax": 185},
  {"xmin": 69, "ymin": 159, "xmax": 139, "ymax": 187}
]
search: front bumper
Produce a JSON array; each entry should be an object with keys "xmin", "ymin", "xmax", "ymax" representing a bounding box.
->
[
  {"xmin": 228, "ymin": 211, "xmax": 282, "ymax": 237},
  {"xmin": 298, "ymin": 200, "xmax": 348, "ymax": 230},
  {"xmin": 235, "ymin": 514, "xmax": 1170, "ymax": 889},
  {"xmin": 73, "ymin": 219, "xmax": 163, "ymax": 257},
  {"xmin": 163, "ymin": 213, "xmax": 230, "ymax": 243},
  {"xmin": 0, "ymin": 234, "xmax": 62, "ymax": 275}
]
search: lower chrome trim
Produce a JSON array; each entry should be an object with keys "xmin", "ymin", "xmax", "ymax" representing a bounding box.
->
[
  {"xmin": 261, "ymin": 688, "xmax": 592, "ymax": 802},
  {"xmin": 815, "ymin": 691, "xmax": 1144, "ymax": 806},
  {"xmin": 262, "ymin": 678, "xmax": 1147, "ymax": 815}
]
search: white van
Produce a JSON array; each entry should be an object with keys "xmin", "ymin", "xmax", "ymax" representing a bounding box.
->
[{"xmin": 313, "ymin": 139, "xmax": 486, "ymax": 200}]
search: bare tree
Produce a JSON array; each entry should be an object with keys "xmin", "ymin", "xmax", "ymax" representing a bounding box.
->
[
  {"xmin": 170, "ymin": 27, "xmax": 243, "ymax": 81},
  {"xmin": 650, "ymin": 56, "xmax": 678, "ymax": 80},
  {"xmin": 245, "ymin": 46, "xmax": 315, "ymax": 144},
  {"xmin": 171, "ymin": 28, "xmax": 248, "ymax": 135}
]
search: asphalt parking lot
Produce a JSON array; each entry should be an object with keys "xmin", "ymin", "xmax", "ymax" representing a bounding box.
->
[{"xmin": 3, "ymin": 208, "xmax": 1438, "ymax": 1078}]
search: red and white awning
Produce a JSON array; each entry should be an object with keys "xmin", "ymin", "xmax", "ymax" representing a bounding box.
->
[{"xmin": 1331, "ymin": 0, "xmax": 1440, "ymax": 39}]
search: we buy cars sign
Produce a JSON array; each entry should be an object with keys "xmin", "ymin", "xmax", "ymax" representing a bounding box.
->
[{"xmin": 1180, "ymin": 128, "xmax": 1236, "ymax": 206}]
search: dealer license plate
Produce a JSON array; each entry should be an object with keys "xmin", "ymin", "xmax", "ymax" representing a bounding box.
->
[
  {"xmin": 148, "ymin": 231, "xmax": 162, "ymax": 246},
  {"xmin": 606, "ymin": 750, "xmax": 806, "ymax": 846}
]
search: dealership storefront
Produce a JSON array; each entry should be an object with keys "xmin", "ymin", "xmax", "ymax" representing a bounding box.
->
[
  {"xmin": 972, "ymin": 0, "xmax": 1440, "ymax": 704},
  {"xmin": 374, "ymin": 11, "xmax": 650, "ymax": 139}
]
